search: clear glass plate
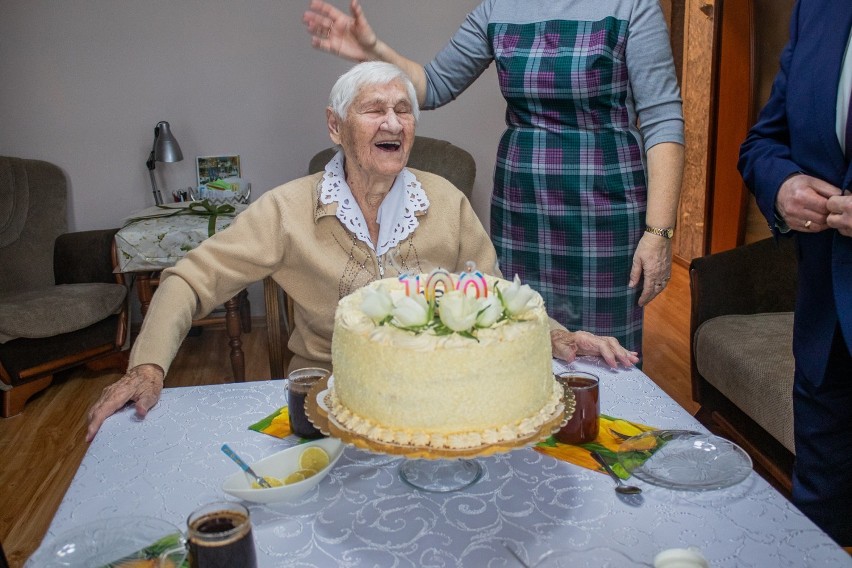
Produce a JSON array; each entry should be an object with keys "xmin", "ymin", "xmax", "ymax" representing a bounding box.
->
[
  {"xmin": 25, "ymin": 516, "xmax": 186, "ymax": 568},
  {"xmin": 616, "ymin": 430, "xmax": 752, "ymax": 491}
]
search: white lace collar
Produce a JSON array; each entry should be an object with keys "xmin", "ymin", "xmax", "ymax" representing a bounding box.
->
[{"xmin": 319, "ymin": 150, "xmax": 429, "ymax": 257}]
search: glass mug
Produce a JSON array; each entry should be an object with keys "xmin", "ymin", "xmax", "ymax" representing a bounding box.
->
[
  {"xmin": 555, "ymin": 371, "xmax": 600, "ymax": 444},
  {"xmin": 187, "ymin": 501, "xmax": 258, "ymax": 568},
  {"xmin": 287, "ymin": 367, "xmax": 330, "ymax": 439}
]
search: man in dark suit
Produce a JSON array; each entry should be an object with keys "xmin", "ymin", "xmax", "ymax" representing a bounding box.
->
[{"xmin": 739, "ymin": 0, "xmax": 852, "ymax": 545}]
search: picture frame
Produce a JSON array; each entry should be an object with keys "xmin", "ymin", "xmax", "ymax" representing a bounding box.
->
[{"xmin": 196, "ymin": 155, "xmax": 241, "ymax": 186}]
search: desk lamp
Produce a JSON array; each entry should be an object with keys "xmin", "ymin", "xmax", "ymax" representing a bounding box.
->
[{"xmin": 146, "ymin": 121, "xmax": 183, "ymax": 205}]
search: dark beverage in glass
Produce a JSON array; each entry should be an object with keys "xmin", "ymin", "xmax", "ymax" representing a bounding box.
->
[
  {"xmin": 187, "ymin": 502, "xmax": 257, "ymax": 568},
  {"xmin": 287, "ymin": 367, "xmax": 329, "ymax": 439},
  {"xmin": 555, "ymin": 372, "xmax": 600, "ymax": 445}
]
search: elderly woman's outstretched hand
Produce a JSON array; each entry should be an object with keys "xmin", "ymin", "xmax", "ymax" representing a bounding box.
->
[
  {"xmin": 85, "ymin": 364, "xmax": 165, "ymax": 442},
  {"xmin": 303, "ymin": 0, "xmax": 377, "ymax": 62},
  {"xmin": 550, "ymin": 330, "xmax": 639, "ymax": 369}
]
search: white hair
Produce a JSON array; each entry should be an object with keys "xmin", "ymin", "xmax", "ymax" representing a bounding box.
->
[{"xmin": 328, "ymin": 61, "xmax": 420, "ymax": 122}]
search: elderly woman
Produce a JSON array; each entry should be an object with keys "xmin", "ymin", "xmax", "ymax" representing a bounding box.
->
[{"xmin": 86, "ymin": 62, "xmax": 637, "ymax": 441}]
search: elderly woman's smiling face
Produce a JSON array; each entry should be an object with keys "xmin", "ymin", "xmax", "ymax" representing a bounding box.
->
[{"xmin": 328, "ymin": 79, "xmax": 415, "ymax": 184}]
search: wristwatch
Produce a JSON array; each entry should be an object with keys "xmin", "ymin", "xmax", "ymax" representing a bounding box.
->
[{"xmin": 645, "ymin": 225, "xmax": 674, "ymax": 239}]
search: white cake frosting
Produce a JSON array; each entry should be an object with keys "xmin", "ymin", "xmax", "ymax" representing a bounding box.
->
[{"xmin": 330, "ymin": 273, "xmax": 561, "ymax": 450}]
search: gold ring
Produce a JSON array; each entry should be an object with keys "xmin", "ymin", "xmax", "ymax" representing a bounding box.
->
[{"xmin": 804, "ymin": 220, "xmax": 812, "ymax": 229}]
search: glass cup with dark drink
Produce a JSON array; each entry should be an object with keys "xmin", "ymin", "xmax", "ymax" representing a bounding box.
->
[
  {"xmin": 554, "ymin": 371, "xmax": 600, "ymax": 445},
  {"xmin": 287, "ymin": 367, "xmax": 329, "ymax": 439},
  {"xmin": 187, "ymin": 501, "xmax": 257, "ymax": 568}
]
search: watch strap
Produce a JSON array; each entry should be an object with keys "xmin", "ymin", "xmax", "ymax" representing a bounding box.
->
[{"xmin": 645, "ymin": 225, "xmax": 674, "ymax": 239}]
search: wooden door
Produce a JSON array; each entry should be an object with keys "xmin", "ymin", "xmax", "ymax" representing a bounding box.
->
[
  {"xmin": 701, "ymin": 0, "xmax": 795, "ymax": 254},
  {"xmin": 706, "ymin": 0, "xmax": 753, "ymax": 253}
]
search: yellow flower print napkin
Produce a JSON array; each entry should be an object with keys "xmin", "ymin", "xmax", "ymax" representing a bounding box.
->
[
  {"xmin": 249, "ymin": 405, "xmax": 292, "ymax": 438},
  {"xmin": 535, "ymin": 414, "xmax": 657, "ymax": 479}
]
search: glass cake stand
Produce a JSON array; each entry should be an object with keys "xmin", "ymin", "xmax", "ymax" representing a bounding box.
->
[
  {"xmin": 398, "ymin": 458, "xmax": 484, "ymax": 493},
  {"xmin": 306, "ymin": 375, "xmax": 572, "ymax": 493}
]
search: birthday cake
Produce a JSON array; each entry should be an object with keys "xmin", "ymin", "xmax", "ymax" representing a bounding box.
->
[{"xmin": 329, "ymin": 268, "xmax": 562, "ymax": 450}]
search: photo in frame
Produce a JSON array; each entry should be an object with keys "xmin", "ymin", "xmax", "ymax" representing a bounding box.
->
[{"xmin": 196, "ymin": 155, "xmax": 241, "ymax": 186}]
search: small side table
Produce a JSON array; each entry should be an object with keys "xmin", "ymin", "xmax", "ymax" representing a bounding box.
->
[{"xmin": 114, "ymin": 203, "xmax": 250, "ymax": 381}]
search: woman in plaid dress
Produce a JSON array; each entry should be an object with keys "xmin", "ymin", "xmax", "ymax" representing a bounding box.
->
[{"xmin": 304, "ymin": 0, "xmax": 684, "ymax": 358}]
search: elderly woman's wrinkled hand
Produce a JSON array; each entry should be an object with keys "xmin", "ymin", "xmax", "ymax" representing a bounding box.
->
[
  {"xmin": 85, "ymin": 364, "xmax": 165, "ymax": 442},
  {"xmin": 550, "ymin": 329, "xmax": 639, "ymax": 369},
  {"xmin": 303, "ymin": 0, "xmax": 377, "ymax": 61}
]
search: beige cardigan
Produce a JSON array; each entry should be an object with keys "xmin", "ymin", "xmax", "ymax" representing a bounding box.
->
[{"xmin": 130, "ymin": 169, "xmax": 500, "ymax": 375}]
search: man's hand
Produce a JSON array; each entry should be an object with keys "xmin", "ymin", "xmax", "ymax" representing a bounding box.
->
[
  {"xmin": 777, "ymin": 174, "xmax": 841, "ymax": 232},
  {"xmin": 826, "ymin": 192, "xmax": 852, "ymax": 237},
  {"xmin": 550, "ymin": 329, "xmax": 639, "ymax": 369},
  {"xmin": 85, "ymin": 364, "xmax": 165, "ymax": 442}
]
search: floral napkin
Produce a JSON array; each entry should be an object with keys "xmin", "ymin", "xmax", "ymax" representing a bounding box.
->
[
  {"xmin": 535, "ymin": 414, "xmax": 656, "ymax": 479},
  {"xmin": 249, "ymin": 405, "xmax": 292, "ymax": 438}
]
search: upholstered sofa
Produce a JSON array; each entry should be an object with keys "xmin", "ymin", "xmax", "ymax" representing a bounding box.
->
[
  {"xmin": 690, "ymin": 237, "xmax": 797, "ymax": 492},
  {"xmin": 0, "ymin": 156, "xmax": 130, "ymax": 416}
]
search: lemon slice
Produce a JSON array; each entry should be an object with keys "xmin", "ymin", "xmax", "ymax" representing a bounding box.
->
[
  {"xmin": 299, "ymin": 446, "xmax": 330, "ymax": 472},
  {"xmin": 283, "ymin": 471, "xmax": 306, "ymax": 485},
  {"xmin": 294, "ymin": 468, "xmax": 318, "ymax": 479},
  {"xmin": 251, "ymin": 476, "xmax": 283, "ymax": 489}
]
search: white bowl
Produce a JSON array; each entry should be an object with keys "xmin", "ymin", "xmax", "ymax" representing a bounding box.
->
[{"xmin": 222, "ymin": 438, "xmax": 343, "ymax": 504}]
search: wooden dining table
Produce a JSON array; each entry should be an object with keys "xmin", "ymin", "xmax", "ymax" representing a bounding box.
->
[{"xmin": 36, "ymin": 358, "xmax": 851, "ymax": 567}]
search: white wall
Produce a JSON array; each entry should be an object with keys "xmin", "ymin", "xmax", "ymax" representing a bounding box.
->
[{"xmin": 0, "ymin": 1, "xmax": 506, "ymax": 315}]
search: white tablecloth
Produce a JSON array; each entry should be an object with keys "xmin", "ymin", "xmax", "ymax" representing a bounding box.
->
[{"xmin": 43, "ymin": 359, "xmax": 851, "ymax": 567}]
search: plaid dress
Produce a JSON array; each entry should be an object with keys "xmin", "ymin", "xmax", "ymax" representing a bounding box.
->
[
  {"xmin": 422, "ymin": 1, "xmax": 683, "ymax": 357},
  {"xmin": 489, "ymin": 17, "xmax": 646, "ymax": 352}
]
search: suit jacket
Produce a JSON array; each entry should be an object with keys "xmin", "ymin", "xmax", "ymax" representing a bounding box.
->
[{"xmin": 739, "ymin": 0, "xmax": 852, "ymax": 383}]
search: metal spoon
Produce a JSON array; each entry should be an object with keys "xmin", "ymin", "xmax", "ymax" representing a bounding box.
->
[
  {"xmin": 590, "ymin": 450, "xmax": 642, "ymax": 495},
  {"xmin": 221, "ymin": 444, "xmax": 272, "ymax": 488}
]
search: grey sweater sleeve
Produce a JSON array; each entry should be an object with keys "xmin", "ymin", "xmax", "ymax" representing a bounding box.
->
[
  {"xmin": 422, "ymin": 0, "xmax": 494, "ymax": 111},
  {"xmin": 423, "ymin": 0, "xmax": 683, "ymax": 149},
  {"xmin": 626, "ymin": 0, "xmax": 684, "ymax": 148}
]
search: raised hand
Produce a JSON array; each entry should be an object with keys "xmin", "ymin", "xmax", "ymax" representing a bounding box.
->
[{"xmin": 303, "ymin": 0, "xmax": 378, "ymax": 62}]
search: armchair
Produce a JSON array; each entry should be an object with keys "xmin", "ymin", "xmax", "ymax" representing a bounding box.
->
[
  {"xmin": 0, "ymin": 156, "xmax": 130, "ymax": 417},
  {"xmin": 690, "ymin": 237, "xmax": 798, "ymax": 492}
]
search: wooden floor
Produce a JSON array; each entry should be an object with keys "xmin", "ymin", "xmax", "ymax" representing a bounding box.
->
[
  {"xmin": 642, "ymin": 260, "xmax": 697, "ymax": 415},
  {"xmin": 0, "ymin": 263, "xmax": 692, "ymax": 567}
]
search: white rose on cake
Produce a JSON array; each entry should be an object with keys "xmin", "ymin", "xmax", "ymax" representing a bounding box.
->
[
  {"xmin": 360, "ymin": 285, "xmax": 394, "ymax": 323},
  {"xmin": 391, "ymin": 294, "xmax": 430, "ymax": 328},
  {"xmin": 438, "ymin": 290, "xmax": 480, "ymax": 332},
  {"xmin": 499, "ymin": 275, "xmax": 536, "ymax": 317},
  {"xmin": 475, "ymin": 294, "xmax": 504, "ymax": 328}
]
